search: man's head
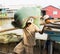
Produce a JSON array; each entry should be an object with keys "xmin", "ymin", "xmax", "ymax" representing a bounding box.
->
[
  {"xmin": 25, "ymin": 16, "xmax": 35, "ymax": 27},
  {"xmin": 27, "ymin": 17, "xmax": 34, "ymax": 23},
  {"xmin": 43, "ymin": 15, "xmax": 49, "ymax": 20}
]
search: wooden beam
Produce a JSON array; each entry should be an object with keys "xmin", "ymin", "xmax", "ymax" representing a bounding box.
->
[{"xmin": 0, "ymin": 28, "xmax": 18, "ymax": 33}]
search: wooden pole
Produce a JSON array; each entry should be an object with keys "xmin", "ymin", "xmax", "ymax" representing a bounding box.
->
[{"xmin": 0, "ymin": 28, "xmax": 18, "ymax": 33}]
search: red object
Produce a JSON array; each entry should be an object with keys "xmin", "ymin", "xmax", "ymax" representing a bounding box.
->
[{"xmin": 42, "ymin": 5, "xmax": 60, "ymax": 18}]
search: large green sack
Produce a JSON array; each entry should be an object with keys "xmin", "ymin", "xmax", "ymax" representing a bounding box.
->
[{"xmin": 14, "ymin": 7, "xmax": 41, "ymax": 28}]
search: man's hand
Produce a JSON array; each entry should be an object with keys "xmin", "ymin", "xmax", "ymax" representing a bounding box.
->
[{"xmin": 39, "ymin": 25, "xmax": 45, "ymax": 34}]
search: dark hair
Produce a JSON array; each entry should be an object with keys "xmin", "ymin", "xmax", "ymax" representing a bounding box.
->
[{"xmin": 24, "ymin": 22, "xmax": 31, "ymax": 28}]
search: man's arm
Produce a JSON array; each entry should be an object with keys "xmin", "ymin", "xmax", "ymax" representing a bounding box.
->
[
  {"xmin": 39, "ymin": 26, "xmax": 45, "ymax": 34},
  {"xmin": 35, "ymin": 24, "xmax": 45, "ymax": 34}
]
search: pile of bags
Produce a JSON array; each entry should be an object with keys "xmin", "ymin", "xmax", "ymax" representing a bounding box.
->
[{"xmin": 0, "ymin": 33, "xmax": 22, "ymax": 44}]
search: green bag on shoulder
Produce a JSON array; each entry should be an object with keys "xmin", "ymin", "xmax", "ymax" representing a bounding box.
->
[{"xmin": 13, "ymin": 7, "xmax": 41, "ymax": 28}]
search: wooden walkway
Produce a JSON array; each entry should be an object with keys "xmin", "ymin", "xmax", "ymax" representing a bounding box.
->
[{"xmin": 0, "ymin": 40, "xmax": 60, "ymax": 54}]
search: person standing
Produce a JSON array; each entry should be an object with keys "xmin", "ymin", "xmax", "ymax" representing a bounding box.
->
[{"xmin": 13, "ymin": 17, "xmax": 44, "ymax": 54}]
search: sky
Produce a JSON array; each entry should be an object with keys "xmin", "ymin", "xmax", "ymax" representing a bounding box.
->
[{"xmin": 0, "ymin": 0, "xmax": 60, "ymax": 9}]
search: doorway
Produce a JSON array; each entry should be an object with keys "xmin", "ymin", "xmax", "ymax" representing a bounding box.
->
[{"xmin": 41, "ymin": 10, "xmax": 46, "ymax": 16}]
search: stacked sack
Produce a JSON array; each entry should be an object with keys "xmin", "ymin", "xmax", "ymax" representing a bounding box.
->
[{"xmin": 0, "ymin": 33, "xmax": 22, "ymax": 43}]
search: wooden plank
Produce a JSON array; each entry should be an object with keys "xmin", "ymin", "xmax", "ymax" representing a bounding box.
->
[
  {"xmin": 0, "ymin": 43, "xmax": 18, "ymax": 54},
  {"xmin": 0, "ymin": 28, "xmax": 18, "ymax": 33}
]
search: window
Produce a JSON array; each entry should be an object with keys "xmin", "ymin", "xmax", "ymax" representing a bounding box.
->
[{"xmin": 53, "ymin": 11, "xmax": 58, "ymax": 15}]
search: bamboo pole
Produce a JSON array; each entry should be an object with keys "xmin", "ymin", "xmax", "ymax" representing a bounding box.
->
[{"xmin": 0, "ymin": 28, "xmax": 18, "ymax": 33}]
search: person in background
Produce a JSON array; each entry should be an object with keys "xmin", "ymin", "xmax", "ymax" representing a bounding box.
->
[
  {"xmin": 40, "ymin": 15, "xmax": 60, "ymax": 30},
  {"xmin": 40, "ymin": 15, "xmax": 60, "ymax": 54},
  {"xmin": 13, "ymin": 16, "xmax": 45, "ymax": 54},
  {"xmin": 43, "ymin": 15, "xmax": 60, "ymax": 24}
]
